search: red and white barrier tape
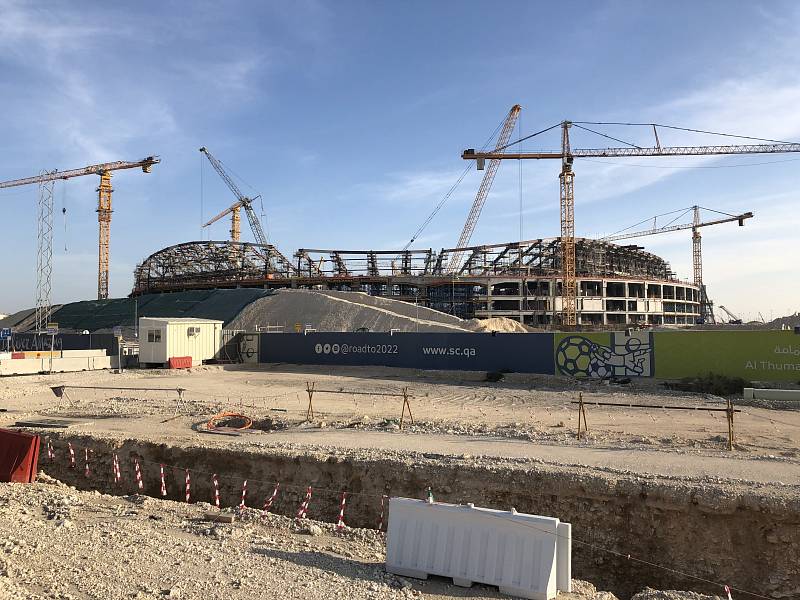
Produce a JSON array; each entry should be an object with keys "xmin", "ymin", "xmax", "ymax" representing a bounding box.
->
[
  {"xmin": 160, "ymin": 464, "xmax": 167, "ymax": 497},
  {"xmin": 47, "ymin": 440, "xmax": 55, "ymax": 461},
  {"xmin": 724, "ymin": 585, "xmax": 733, "ymax": 600},
  {"xmin": 296, "ymin": 486, "xmax": 312, "ymax": 519},
  {"xmin": 84, "ymin": 448, "xmax": 91, "ymax": 478},
  {"xmin": 67, "ymin": 442, "xmax": 75, "ymax": 469},
  {"xmin": 263, "ymin": 483, "xmax": 280, "ymax": 514},
  {"xmin": 112, "ymin": 454, "xmax": 121, "ymax": 484},
  {"xmin": 185, "ymin": 469, "xmax": 191, "ymax": 503},
  {"xmin": 239, "ymin": 479, "xmax": 248, "ymax": 509},
  {"xmin": 336, "ymin": 491, "xmax": 347, "ymax": 530},
  {"xmin": 378, "ymin": 494, "xmax": 387, "ymax": 531},
  {"xmin": 134, "ymin": 458, "xmax": 144, "ymax": 491},
  {"xmin": 212, "ymin": 474, "xmax": 220, "ymax": 508}
]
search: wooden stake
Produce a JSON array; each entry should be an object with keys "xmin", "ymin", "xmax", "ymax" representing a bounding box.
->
[
  {"xmin": 399, "ymin": 387, "xmax": 414, "ymax": 430},
  {"xmin": 577, "ymin": 392, "xmax": 588, "ymax": 439},
  {"xmin": 305, "ymin": 381, "xmax": 316, "ymax": 422},
  {"xmin": 726, "ymin": 397, "xmax": 734, "ymax": 451}
]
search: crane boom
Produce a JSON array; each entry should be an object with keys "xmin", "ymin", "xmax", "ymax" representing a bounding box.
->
[
  {"xmin": 202, "ymin": 201, "xmax": 244, "ymax": 227},
  {"xmin": 718, "ymin": 305, "xmax": 742, "ymax": 324},
  {"xmin": 447, "ymin": 105, "xmax": 521, "ymax": 273},
  {"xmin": 601, "ymin": 211, "xmax": 753, "ymax": 242},
  {"xmin": 462, "ymin": 142, "xmax": 800, "ymax": 162},
  {"xmin": 199, "ymin": 147, "xmax": 267, "ymax": 245},
  {"xmin": 0, "ymin": 157, "xmax": 159, "ymax": 189}
]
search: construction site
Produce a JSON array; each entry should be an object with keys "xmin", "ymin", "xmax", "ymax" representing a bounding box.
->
[{"xmin": 1, "ymin": 99, "xmax": 800, "ymax": 600}]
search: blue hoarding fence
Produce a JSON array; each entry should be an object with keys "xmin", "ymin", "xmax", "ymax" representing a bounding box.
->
[{"xmin": 259, "ymin": 332, "xmax": 555, "ymax": 374}]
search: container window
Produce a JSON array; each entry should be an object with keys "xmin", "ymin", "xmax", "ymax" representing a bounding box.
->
[{"xmin": 147, "ymin": 329, "xmax": 161, "ymax": 343}]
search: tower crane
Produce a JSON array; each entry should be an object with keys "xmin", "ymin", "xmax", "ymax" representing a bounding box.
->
[
  {"xmin": 199, "ymin": 147, "xmax": 267, "ymax": 245},
  {"xmin": 462, "ymin": 120, "xmax": 800, "ymax": 327},
  {"xmin": 0, "ymin": 156, "xmax": 159, "ymax": 329},
  {"xmin": 601, "ymin": 206, "xmax": 753, "ymax": 323},
  {"xmin": 446, "ymin": 105, "xmax": 521, "ymax": 273}
]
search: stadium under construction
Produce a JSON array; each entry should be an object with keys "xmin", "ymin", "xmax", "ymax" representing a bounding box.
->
[{"xmin": 132, "ymin": 237, "xmax": 700, "ymax": 327}]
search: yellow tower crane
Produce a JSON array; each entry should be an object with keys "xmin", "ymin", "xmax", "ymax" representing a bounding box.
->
[
  {"xmin": 462, "ymin": 121, "xmax": 800, "ymax": 327},
  {"xmin": 0, "ymin": 156, "xmax": 159, "ymax": 327},
  {"xmin": 601, "ymin": 206, "xmax": 753, "ymax": 323}
]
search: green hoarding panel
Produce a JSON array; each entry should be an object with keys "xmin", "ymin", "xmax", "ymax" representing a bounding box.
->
[{"xmin": 654, "ymin": 330, "xmax": 800, "ymax": 381}]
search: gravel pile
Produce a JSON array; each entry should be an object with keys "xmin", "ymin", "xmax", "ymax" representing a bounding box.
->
[
  {"xmin": 0, "ymin": 476, "xmax": 727, "ymax": 600},
  {"xmin": 226, "ymin": 289, "xmax": 531, "ymax": 334},
  {"xmin": 228, "ymin": 289, "xmax": 472, "ymax": 333}
]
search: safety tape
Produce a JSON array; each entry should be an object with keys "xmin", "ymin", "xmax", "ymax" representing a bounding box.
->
[
  {"xmin": 263, "ymin": 483, "xmax": 280, "ymax": 514},
  {"xmin": 296, "ymin": 486, "xmax": 312, "ymax": 519},
  {"xmin": 134, "ymin": 458, "xmax": 144, "ymax": 491},
  {"xmin": 212, "ymin": 474, "xmax": 220, "ymax": 509},
  {"xmin": 336, "ymin": 491, "xmax": 347, "ymax": 530},
  {"xmin": 160, "ymin": 464, "xmax": 167, "ymax": 497}
]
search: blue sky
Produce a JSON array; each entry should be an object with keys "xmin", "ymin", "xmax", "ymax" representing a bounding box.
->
[{"xmin": 0, "ymin": 0, "xmax": 798, "ymax": 321}]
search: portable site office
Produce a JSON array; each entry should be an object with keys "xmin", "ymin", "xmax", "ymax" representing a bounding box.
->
[{"xmin": 138, "ymin": 317, "xmax": 223, "ymax": 367}]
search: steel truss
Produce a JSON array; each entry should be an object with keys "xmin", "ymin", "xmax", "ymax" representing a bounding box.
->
[
  {"xmin": 132, "ymin": 241, "xmax": 297, "ymax": 294},
  {"xmin": 133, "ymin": 238, "xmax": 678, "ymax": 296}
]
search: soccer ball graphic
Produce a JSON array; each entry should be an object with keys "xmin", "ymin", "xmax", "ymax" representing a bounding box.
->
[{"xmin": 556, "ymin": 335, "xmax": 596, "ymax": 376}]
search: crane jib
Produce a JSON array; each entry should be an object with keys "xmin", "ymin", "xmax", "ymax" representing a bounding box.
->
[
  {"xmin": 462, "ymin": 143, "xmax": 800, "ymax": 161},
  {"xmin": 0, "ymin": 157, "xmax": 161, "ymax": 189}
]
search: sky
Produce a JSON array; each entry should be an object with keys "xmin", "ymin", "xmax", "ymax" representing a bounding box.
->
[{"xmin": 0, "ymin": 0, "xmax": 798, "ymax": 322}]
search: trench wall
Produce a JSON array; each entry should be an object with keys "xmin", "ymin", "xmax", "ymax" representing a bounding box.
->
[{"xmin": 38, "ymin": 433, "xmax": 799, "ymax": 600}]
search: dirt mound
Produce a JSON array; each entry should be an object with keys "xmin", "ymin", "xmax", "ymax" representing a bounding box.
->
[
  {"xmin": 766, "ymin": 312, "xmax": 800, "ymax": 330},
  {"xmin": 465, "ymin": 316, "xmax": 529, "ymax": 333},
  {"xmin": 228, "ymin": 289, "xmax": 472, "ymax": 333}
]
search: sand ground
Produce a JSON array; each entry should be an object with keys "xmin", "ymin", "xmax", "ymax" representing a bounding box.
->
[{"xmin": 1, "ymin": 364, "xmax": 798, "ymax": 489}]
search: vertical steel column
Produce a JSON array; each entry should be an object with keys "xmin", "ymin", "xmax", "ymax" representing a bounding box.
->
[{"xmin": 35, "ymin": 173, "xmax": 56, "ymax": 332}]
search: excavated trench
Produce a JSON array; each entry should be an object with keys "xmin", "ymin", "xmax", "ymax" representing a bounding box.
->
[{"xmin": 39, "ymin": 432, "xmax": 800, "ymax": 600}]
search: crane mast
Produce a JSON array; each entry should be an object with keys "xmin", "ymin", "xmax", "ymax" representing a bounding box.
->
[
  {"xmin": 199, "ymin": 147, "xmax": 267, "ymax": 245},
  {"xmin": 463, "ymin": 121, "xmax": 800, "ymax": 328},
  {"xmin": 447, "ymin": 105, "xmax": 521, "ymax": 273},
  {"xmin": 559, "ymin": 122, "xmax": 576, "ymax": 325},
  {"xmin": 0, "ymin": 156, "xmax": 159, "ymax": 326}
]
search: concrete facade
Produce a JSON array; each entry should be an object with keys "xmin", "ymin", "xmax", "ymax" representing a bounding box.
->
[{"xmin": 475, "ymin": 277, "xmax": 701, "ymax": 326}]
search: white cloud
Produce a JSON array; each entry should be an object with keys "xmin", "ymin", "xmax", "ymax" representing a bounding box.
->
[{"xmin": 353, "ymin": 167, "xmax": 477, "ymax": 205}]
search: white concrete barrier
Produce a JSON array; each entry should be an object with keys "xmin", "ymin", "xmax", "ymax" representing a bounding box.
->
[
  {"xmin": 386, "ymin": 497, "xmax": 571, "ymax": 600},
  {"xmin": 0, "ymin": 355, "xmax": 111, "ymax": 376},
  {"xmin": 743, "ymin": 388, "xmax": 800, "ymax": 401},
  {"xmin": 61, "ymin": 349, "xmax": 108, "ymax": 358}
]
